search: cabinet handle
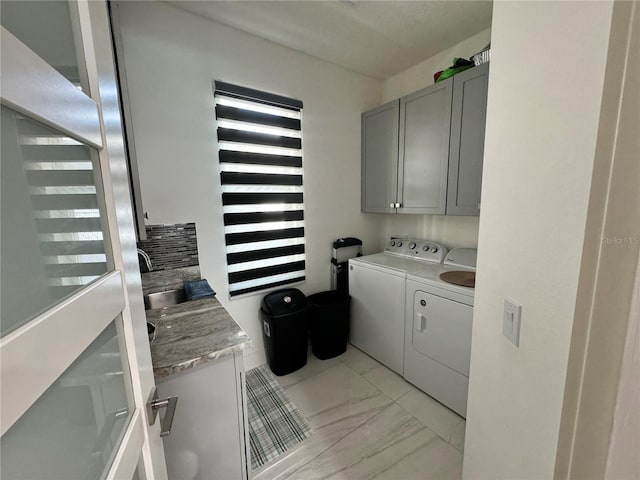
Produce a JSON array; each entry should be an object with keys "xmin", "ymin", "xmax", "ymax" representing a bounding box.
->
[
  {"xmin": 389, "ymin": 202, "xmax": 395, "ymax": 209},
  {"xmin": 415, "ymin": 312, "xmax": 427, "ymax": 332},
  {"xmin": 395, "ymin": 203, "xmax": 402, "ymax": 208},
  {"xmin": 156, "ymin": 396, "xmax": 178, "ymax": 437},
  {"xmin": 147, "ymin": 387, "xmax": 179, "ymax": 437}
]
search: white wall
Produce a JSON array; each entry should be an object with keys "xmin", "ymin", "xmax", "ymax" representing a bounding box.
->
[
  {"xmin": 463, "ymin": 2, "xmax": 614, "ymax": 479},
  {"xmin": 555, "ymin": 2, "xmax": 640, "ymax": 476},
  {"xmin": 603, "ymin": 10, "xmax": 640, "ymax": 477},
  {"xmin": 371, "ymin": 28, "xmax": 491, "ymax": 252},
  {"xmin": 117, "ymin": 1, "xmax": 383, "ymax": 367},
  {"xmin": 1, "ymin": 1, "xmax": 78, "ymax": 69},
  {"xmin": 606, "ymin": 264, "xmax": 640, "ymax": 479},
  {"xmin": 605, "ymin": 263, "xmax": 640, "ymax": 478},
  {"xmin": 382, "ymin": 28, "xmax": 491, "ymax": 102}
]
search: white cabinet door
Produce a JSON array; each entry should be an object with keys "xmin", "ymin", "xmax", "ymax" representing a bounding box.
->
[
  {"xmin": 348, "ymin": 262, "xmax": 405, "ymax": 374},
  {"xmin": 1, "ymin": 2, "xmax": 167, "ymax": 478},
  {"xmin": 156, "ymin": 353, "xmax": 248, "ymax": 480}
]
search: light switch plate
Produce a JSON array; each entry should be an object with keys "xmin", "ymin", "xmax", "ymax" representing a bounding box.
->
[{"xmin": 503, "ymin": 298, "xmax": 522, "ymax": 347}]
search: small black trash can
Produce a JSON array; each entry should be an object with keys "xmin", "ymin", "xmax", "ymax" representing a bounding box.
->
[
  {"xmin": 308, "ymin": 291, "xmax": 351, "ymax": 360},
  {"xmin": 260, "ymin": 288, "xmax": 309, "ymax": 376}
]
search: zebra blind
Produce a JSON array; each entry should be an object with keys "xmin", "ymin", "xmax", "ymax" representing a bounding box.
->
[{"xmin": 214, "ymin": 81, "xmax": 305, "ymax": 297}]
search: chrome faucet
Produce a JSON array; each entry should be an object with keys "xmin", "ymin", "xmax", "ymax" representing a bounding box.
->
[{"xmin": 137, "ymin": 248, "xmax": 153, "ymax": 273}]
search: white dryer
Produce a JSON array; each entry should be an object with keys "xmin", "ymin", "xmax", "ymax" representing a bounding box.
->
[
  {"xmin": 348, "ymin": 238, "xmax": 447, "ymax": 374},
  {"xmin": 404, "ymin": 248, "xmax": 477, "ymax": 417}
]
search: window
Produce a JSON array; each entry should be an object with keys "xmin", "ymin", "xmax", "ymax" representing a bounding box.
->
[{"xmin": 214, "ymin": 81, "xmax": 305, "ymax": 297}]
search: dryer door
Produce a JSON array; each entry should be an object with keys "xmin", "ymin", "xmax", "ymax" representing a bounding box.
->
[{"xmin": 412, "ymin": 290, "xmax": 472, "ymax": 376}]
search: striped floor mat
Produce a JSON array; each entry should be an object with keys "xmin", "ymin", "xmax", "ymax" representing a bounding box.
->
[{"xmin": 246, "ymin": 365, "xmax": 312, "ymax": 471}]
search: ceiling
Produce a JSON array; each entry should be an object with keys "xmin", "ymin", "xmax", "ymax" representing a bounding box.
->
[{"xmin": 167, "ymin": 1, "xmax": 493, "ymax": 80}]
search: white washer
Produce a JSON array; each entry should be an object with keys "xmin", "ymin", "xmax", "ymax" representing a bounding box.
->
[
  {"xmin": 404, "ymin": 248, "xmax": 477, "ymax": 417},
  {"xmin": 348, "ymin": 238, "xmax": 447, "ymax": 374}
]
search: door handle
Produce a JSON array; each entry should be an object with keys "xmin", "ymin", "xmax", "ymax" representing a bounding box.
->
[
  {"xmin": 415, "ymin": 312, "xmax": 426, "ymax": 332},
  {"xmin": 147, "ymin": 387, "xmax": 179, "ymax": 437}
]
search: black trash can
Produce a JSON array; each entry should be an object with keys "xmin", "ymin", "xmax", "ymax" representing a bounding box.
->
[
  {"xmin": 260, "ymin": 288, "xmax": 310, "ymax": 376},
  {"xmin": 308, "ymin": 291, "xmax": 351, "ymax": 360}
]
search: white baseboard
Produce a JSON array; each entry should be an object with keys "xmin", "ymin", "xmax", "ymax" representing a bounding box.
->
[{"xmin": 243, "ymin": 349, "xmax": 266, "ymax": 371}]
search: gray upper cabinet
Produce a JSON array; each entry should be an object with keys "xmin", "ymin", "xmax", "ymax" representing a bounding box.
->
[
  {"xmin": 447, "ymin": 63, "xmax": 489, "ymax": 216},
  {"xmin": 398, "ymin": 80, "xmax": 453, "ymax": 215},
  {"xmin": 361, "ymin": 100, "xmax": 399, "ymax": 213},
  {"xmin": 361, "ymin": 64, "xmax": 489, "ymax": 216}
]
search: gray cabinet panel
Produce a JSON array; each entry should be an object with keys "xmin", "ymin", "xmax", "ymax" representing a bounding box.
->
[
  {"xmin": 398, "ymin": 80, "xmax": 453, "ymax": 215},
  {"xmin": 361, "ymin": 100, "xmax": 400, "ymax": 213},
  {"xmin": 447, "ymin": 63, "xmax": 489, "ymax": 216}
]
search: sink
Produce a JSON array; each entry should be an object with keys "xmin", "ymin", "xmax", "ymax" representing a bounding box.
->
[{"xmin": 144, "ymin": 289, "xmax": 186, "ymax": 310}]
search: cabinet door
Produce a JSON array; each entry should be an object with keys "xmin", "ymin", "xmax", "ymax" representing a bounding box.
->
[
  {"xmin": 398, "ymin": 80, "xmax": 453, "ymax": 215},
  {"xmin": 447, "ymin": 64, "xmax": 489, "ymax": 216},
  {"xmin": 157, "ymin": 353, "xmax": 248, "ymax": 480},
  {"xmin": 361, "ymin": 100, "xmax": 399, "ymax": 213}
]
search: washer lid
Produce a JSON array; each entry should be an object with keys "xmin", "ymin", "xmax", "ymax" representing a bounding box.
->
[
  {"xmin": 443, "ymin": 248, "xmax": 477, "ymax": 270},
  {"xmin": 350, "ymin": 253, "xmax": 416, "ymax": 273}
]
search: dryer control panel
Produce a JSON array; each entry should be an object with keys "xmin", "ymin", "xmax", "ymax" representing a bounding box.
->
[{"xmin": 384, "ymin": 237, "xmax": 447, "ymax": 264}]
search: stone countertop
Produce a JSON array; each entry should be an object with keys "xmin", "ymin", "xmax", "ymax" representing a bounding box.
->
[
  {"xmin": 141, "ymin": 266, "xmax": 201, "ymax": 296},
  {"xmin": 147, "ymin": 296, "xmax": 251, "ymax": 379}
]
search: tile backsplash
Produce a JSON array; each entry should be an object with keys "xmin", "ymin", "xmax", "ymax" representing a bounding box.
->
[{"xmin": 137, "ymin": 223, "xmax": 199, "ymax": 272}]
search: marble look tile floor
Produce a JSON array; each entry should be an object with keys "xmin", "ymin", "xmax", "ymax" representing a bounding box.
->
[{"xmin": 252, "ymin": 345, "xmax": 465, "ymax": 480}]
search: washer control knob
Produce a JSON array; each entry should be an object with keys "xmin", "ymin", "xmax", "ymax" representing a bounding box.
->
[
  {"xmin": 409, "ymin": 242, "xmax": 416, "ymax": 249},
  {"xmin": 397, "ymin": 242, "xmax": 403, "ymax": 247},
  {"xmin": 390, "ymin": 241, "xmax": 395, "ymax": 247},
  {"xmin": 420, "ymin": 300, "xmax": 427, "ymax": 307},
  {"xmin": 432, "ymin": 247, "xmax": 438, "ymax": 253},
  {"xmin": 423, "ymin": 246, "xmax": 430, "ymax": 252}
]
